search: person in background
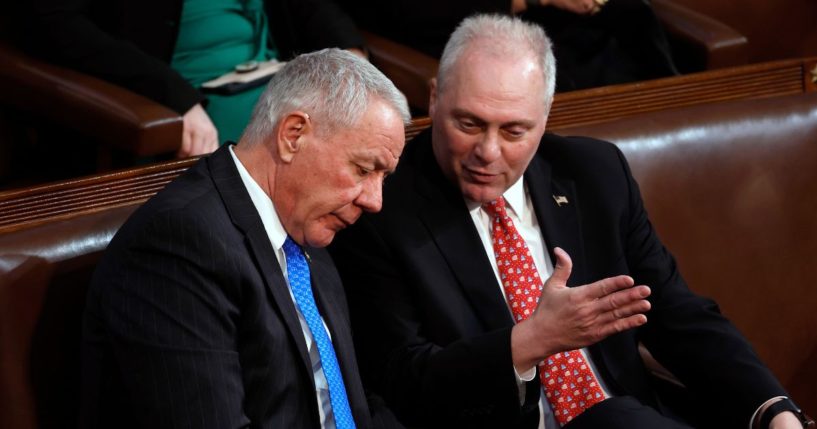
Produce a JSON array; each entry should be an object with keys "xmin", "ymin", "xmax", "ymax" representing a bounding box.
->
[
  {"xmin": 339, "ymin": 0, "xmax": 677, "ymax": 92},
  {"xmin": 23, "ymin": 0, "xmax": 366, "ymax": 156},
  {"xmin": 81, "ymin": 49, "xmax": 410, "ymax": 428},
  {"xmin": 329, "ymin": 14, "xmax": 810, "ymax": 429}
]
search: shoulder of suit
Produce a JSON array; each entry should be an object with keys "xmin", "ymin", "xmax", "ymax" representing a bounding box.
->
[
  {"xmin": 539, "ymin": 132, "xmax": 621, "ymax": 161},
  {"xmin": 536, "ymin": 132, "xmax": 629, "ymax": 183}
]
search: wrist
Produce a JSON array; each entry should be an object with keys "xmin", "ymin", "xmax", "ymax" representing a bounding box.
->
[
  {"xmin": 510, "ymin": 322, "xmax": 542, "ymax": 371},
  {"xmin": 758, "ymin": 398, "xmax": 814, "ymax": 429},
  {"xmin": 769, "ymin": 411, "xmax": 803, "ymax": 429}
]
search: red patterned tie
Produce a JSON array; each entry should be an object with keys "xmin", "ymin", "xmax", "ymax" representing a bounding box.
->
[{"xmin": 483, "ymin": 197, "xmax": 606, "ymax": 425}]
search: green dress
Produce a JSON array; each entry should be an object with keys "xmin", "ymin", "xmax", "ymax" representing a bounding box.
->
[{"xmin": 171, "ymin": 0, "xmax": 277, "ymax": 144}]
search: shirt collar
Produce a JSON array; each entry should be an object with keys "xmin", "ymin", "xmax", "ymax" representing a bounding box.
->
[{"xmin": 228, "ymin": 145, "xmax": 288, "ymax": 252}]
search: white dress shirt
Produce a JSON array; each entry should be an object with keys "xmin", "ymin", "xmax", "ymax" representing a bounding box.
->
[
  {"xmin": 230, "ymin": 146, "xmax": 336, "ymax": 428},
  {"xmin": 466, "ymin": 176, "xmax": 611, "ymax": 429}
]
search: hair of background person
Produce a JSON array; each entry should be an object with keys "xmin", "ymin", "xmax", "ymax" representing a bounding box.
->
[
  {"xmin": 242, "ymin": 48, "xmax": 410, "ymax": 145},
  {"xmin": 437, "ymin": 14, "xmax": 557, "ymax": 110}
]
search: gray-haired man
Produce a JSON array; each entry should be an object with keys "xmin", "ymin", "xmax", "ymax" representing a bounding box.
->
[
  {"xmin": 330, "ymin": 15, "xmax": 807, "ymax": 429},
  {"xmin": 83, "ymin": 48, "xmax": 409, "ymax": 429}
]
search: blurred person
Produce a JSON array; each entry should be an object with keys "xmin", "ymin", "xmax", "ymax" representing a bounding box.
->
[
  {"xmin": 24, "ymin": 0, "xmax": 367, "ymax": 156},
  {"xmin": 340, "ymin": 0, "xmax": 677, "ymax": 92}
]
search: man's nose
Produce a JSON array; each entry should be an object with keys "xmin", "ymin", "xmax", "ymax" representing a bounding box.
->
[
  {"xmin": 473, "ymin": 131, "xmax": 502, "ymax": 163},
  {"xmin": 356, "ymin": 177, "xmax": 383, "ymax": 213}
]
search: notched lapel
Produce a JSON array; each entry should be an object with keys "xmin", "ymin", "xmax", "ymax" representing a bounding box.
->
[
  {"xmin": 415, "ymin": 160, "xmax": 515, "ymax": 332},
  {"xmin": 526, "ymin": 155, "xmax": 589, "ymax": 287},
  {"xmin": 208, "ymin": 145, "xmax": 313, "ymax": 378}
]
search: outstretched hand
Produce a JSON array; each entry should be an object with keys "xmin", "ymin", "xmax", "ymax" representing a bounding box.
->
[{"xmin": 511, "ymin": 247, "xmax": 651, "ymax": 372}]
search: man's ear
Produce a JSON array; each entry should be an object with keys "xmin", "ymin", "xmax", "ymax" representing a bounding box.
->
[
  {"xmin": 428, "ymin": 77, "xmax": 438, "ymax": 117},
  {"xmin": 277, "ymin": 112, "xmax": 311, "ymax": 163}
]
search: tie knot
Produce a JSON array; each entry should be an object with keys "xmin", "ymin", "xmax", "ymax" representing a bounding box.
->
[
  {"xmin": 283, "ymin": 236, "xmax": 302, "ymax": 258},
  {"xmin": 482, "ymin": 197, "xmax": 508, "ymax": 218}
]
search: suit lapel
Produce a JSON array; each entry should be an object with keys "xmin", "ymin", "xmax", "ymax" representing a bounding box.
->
[
  {"xmin": 526, "ymin": 151, "xmax": 589, "ymax": 287},
  {"xmin": 207, "ymin": 145, "xmax": 313, "ymax": 378},
  {"xmin": 413, "ymin": 138, "xmax": 514, "ymax": 331}
]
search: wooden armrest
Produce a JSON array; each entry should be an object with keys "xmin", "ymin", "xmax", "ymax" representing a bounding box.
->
[
  {"xmin": 363, "ymin": 31, "xmax": 439, "ymax": 113},
  {"xmin": 0, "ymin": 41, "xmax": 182, "ymax": 157},
  {"xmin": 652, "ymin": 0, "xmax": 748, "ymax": 72}
]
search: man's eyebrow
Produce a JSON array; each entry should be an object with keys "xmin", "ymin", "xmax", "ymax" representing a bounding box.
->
[
  {"xmin": 450, "ymin": 108, "xmax": 536, "ymax": 128},
  {"xmin": 362, "ymin": 150, "xmax": 399, "ymax": 173},
  {"xmin": 502, "ymin": 119, "xmax": 537, "ymax": 129},
  {"xmin": 450, "ymin": 108, "xmax": 486, "ymax": 125}
]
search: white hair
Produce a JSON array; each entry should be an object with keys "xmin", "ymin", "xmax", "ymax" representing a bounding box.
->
[
  {"xmin": 437, "ymin": 14, "xmax": 557, "ymax": 110},
  {"xmin": 242, "ymin": 48, "xmax": 410, "ymax": 144}
]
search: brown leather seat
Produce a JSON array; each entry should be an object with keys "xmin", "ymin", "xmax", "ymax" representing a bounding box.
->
[{"xmin": 559, "ymin": 91, "xmax": 817, "ymax": 414}]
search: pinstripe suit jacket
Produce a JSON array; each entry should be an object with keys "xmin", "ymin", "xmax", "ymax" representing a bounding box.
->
[{"xmin": 82, "ymin": 144, "xmax": 387, "ymax": 428}]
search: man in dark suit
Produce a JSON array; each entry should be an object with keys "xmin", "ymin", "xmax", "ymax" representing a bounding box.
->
[
  {"xmin": 329, "ymin": 15, "xmax": 808, "ymax": 429},
  {"xmin": 82, "ymin": 49, "xmax": 410, "ymax": 428}
]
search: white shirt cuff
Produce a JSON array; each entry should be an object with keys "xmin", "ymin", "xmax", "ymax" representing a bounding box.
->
[
  {"xmin": 513, "ymin": 365, "xmax": 537, "ymax": 405},
  {"xmin": 749, "ymin": 396, "xmax": 788, "ymax": 429}
]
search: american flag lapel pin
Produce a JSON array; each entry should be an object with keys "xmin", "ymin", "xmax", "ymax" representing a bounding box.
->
[{"xmin": 552, "ymin": 195, "xmax": 569, "ymax": 207}]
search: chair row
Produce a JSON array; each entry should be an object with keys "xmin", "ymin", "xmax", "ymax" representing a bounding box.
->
[{"xmin": 2, "ymin": 0, "xmax": 813, "ymax": 171}]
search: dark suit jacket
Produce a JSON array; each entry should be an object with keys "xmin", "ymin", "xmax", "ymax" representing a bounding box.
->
[
  {"xmin": 82, "ymin": 144, "xmax": 396, "ymax": 428},
  {"xmin": 329, "ymin": 129, "xmax": 786, "ymax": 428},
  {"xmin": 22, "ymin": 0, "xmax": 364, "ymax": 114}
]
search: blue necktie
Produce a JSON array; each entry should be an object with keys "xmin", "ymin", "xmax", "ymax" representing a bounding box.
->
[{"xmin": 282, "ymin": 236, "xmax": 356, "ymax": 429}]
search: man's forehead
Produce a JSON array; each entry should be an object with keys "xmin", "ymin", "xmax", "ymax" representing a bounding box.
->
[{"xmin": 446, "ymin": 49, "xmax": 543, "ymax": 97}]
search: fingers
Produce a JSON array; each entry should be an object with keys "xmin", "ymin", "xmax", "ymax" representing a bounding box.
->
[
  {"xmin": 190, "ymin": 130, "xmax": 219, "ymax": 156},
  {"xmin": 179, "ymin": 104, "xmax": 219, "ymax": 157},
  {"xmin": 582, "ymin": 274, "xmax": 635, "ymax": 300},
  {"xmin": 545, "ymin": 247, "xmax": 573, "ymax": 287},
  {"xmin": 598, "ymin": 313, "xmax": 649, "ymax": 338},
  {"xmin": 179, "ymin": 128, "xmax": 193, "ymax": 158},
  {"xmin": 596, "ymin": 287, "xmax": 651, "ymax": 324}
]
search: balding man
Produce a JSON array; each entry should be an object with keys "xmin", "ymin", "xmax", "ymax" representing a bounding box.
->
[
  {"xmin": 330, "ymin": 15, "xmax": 809, "ymax": 429},
  {"xmin": 82, "ymin": 49, "xmax": 410, "ymax": 429}
]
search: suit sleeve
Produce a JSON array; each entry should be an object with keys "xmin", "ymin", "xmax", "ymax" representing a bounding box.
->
[
  {"xmin": 331, "ymin": 217, "xmax": 540, "ymax": 427},
  {"xmin": 24, "ymin": 0, "xmax": 205, "ymax": 113},
  {"xmin": 613, "ymin": 146, "xmax": 788, "ymax": 425},
  {"xmin": 84, "ymin": 207, "xmax": 250, "ymax": 428}
]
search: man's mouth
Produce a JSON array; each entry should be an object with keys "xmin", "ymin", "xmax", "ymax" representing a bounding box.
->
[
  {"xmin": 464, "ymin": 167, "xmax": 497, "ymax": 184},
  {"xmin": 332, "ymin": 213, "xmax": 355, "ymax": 229}
]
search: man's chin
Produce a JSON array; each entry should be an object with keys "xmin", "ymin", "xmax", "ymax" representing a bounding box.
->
[
  {"xmin": 461, "ymin": 182, "xmax": 504, "ymax": 204},
  {"xmin": 303, "ymin": 227, "xmax": 339, "ymax": 249}
]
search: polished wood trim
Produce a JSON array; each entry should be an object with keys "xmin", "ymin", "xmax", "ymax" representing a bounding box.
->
[
  {"xmin": 0, "ymin": 158, "xmax": 198, "ymax": 234},
  {"xmin": 547, "ymin": 57, "xmax": 815, "ymax": 130}
]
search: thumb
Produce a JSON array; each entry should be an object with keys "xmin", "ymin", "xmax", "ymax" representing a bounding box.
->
[{"xmin": 545, "ymin": 247, "xmax": 572, "ymax": 288}]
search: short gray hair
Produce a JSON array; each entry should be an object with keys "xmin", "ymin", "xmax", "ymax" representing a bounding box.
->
[
  {"xmin": 242, "ymin": 48, "xmax": 410, "ymax": 144},
  {"xmin": 437, "ymin": 14, "xmax": 557, "ymax": 109}
]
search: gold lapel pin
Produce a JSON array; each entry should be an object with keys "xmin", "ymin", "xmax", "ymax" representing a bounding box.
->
[{"xmin": 552, "ymin": 195, "xmax": 569, "ymax": 207}]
